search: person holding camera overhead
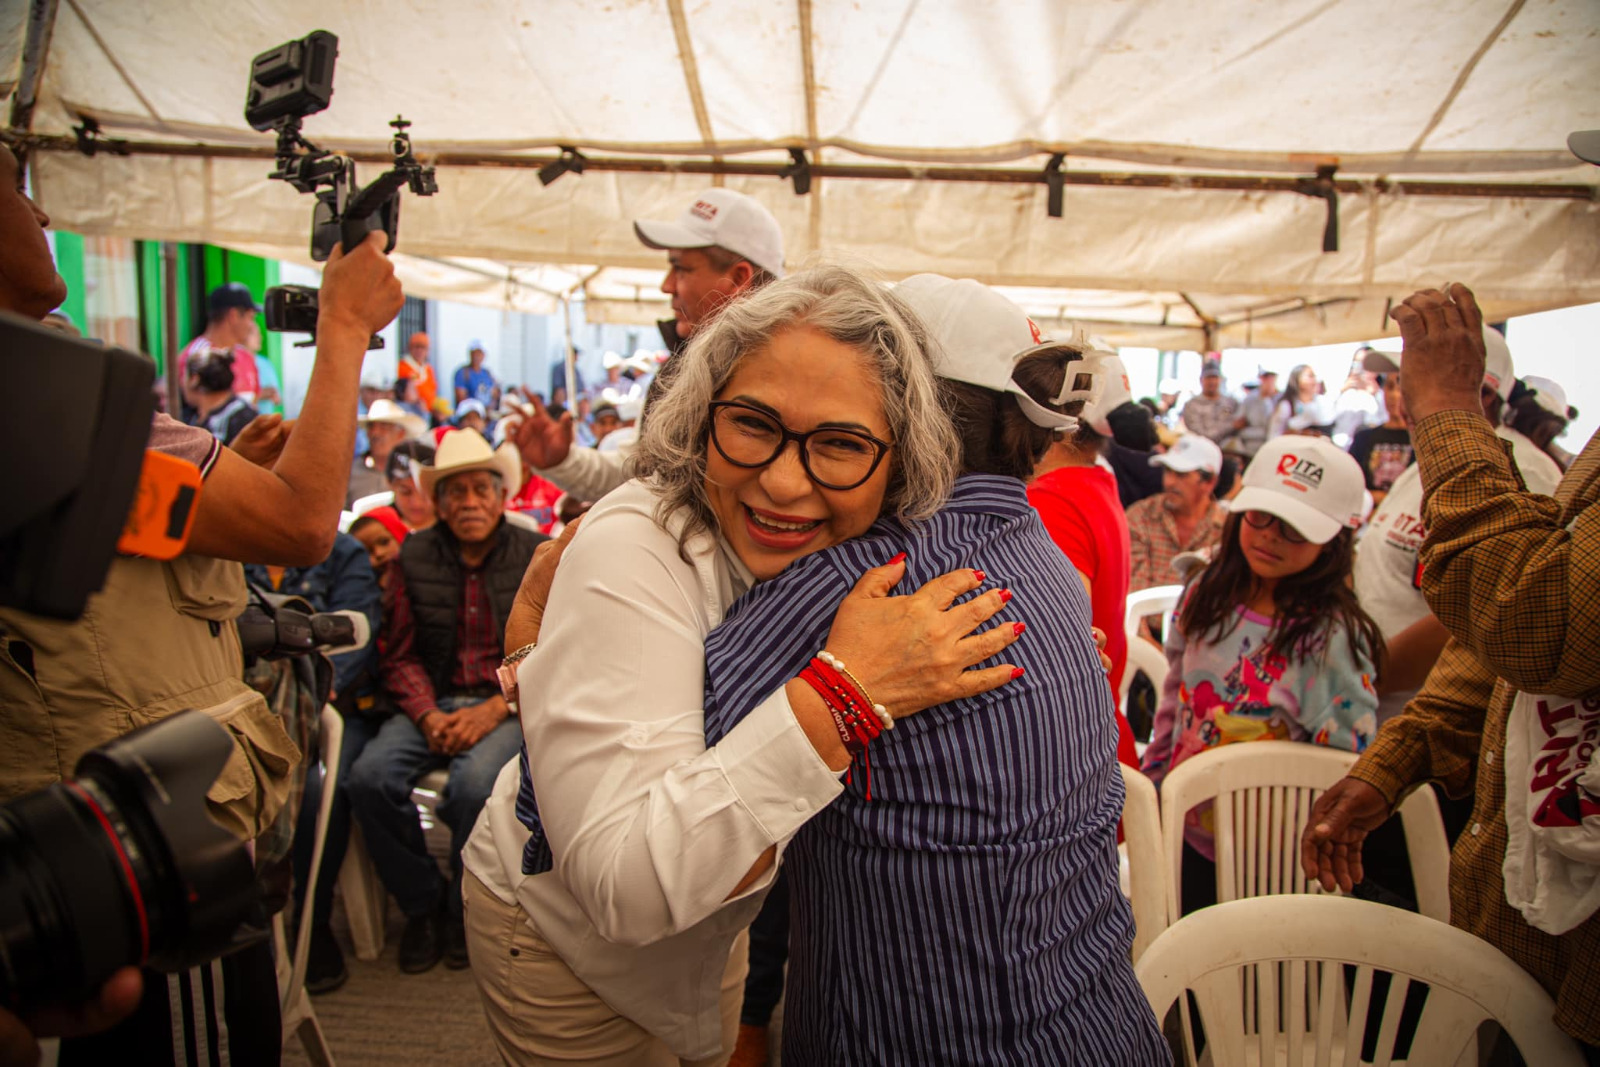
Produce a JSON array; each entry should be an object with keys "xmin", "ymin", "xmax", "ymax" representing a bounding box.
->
[{"xmin": 0, "ymin": 135, "xmax": 403, "ymax": 1066}]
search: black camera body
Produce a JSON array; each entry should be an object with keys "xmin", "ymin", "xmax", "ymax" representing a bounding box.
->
[{"xmin": 249, "ymin": 30, "xmax": 437, "ymax": 347}]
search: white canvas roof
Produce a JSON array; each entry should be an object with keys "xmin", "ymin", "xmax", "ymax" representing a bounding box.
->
[{"xmin": 6, "ymin": 0, "xmax": 1598, "ymax": 347}]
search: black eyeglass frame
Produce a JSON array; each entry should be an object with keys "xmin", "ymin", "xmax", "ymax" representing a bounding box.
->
[
  {"xmin": 707, "ymin": 400, "xmax": 893, "ymax": 492},
  {"xmin": 1240, "ymin": 508, "xmax": 1310, "ymax": 545}
]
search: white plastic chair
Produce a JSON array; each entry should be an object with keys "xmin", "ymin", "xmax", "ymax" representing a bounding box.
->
[
  {"xmin": 349, "ymin": 490, "xmax": 395, "ymax": 517},
  {"xmin": 1159, "ymin": 741, "xmax": 1450, "ymax": 924},
  {"xmin": 1119, "ymin": 763, "xmax": 1168, "ymax": 963},
  {"xmin": 1125, "ymin": 584, "xmax": 1183, "ymax": 641},
  {"xmin": 273, "ymin": 705, "xmax": 342, "ymax": 1066},
  {"xmin": 337, "ymin": 768, "xmax": 454, "ymax": 961},
  {"xmin": 1136, "ymin": 895, "xmax": 1584, "ymax": 1067},
  {"xmin": 1120, "ymin": 635, "xmax": 1170, "ymax": 715}
]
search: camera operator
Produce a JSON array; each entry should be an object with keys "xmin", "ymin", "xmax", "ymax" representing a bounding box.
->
[{"xmin": 0, "ymin": 137, "xmax": 403, "ymax": 1066}]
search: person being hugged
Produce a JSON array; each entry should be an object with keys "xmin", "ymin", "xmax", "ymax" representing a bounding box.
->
[{"xmin": 1142, "ymin": 436, "xmax": 1383, "ymax": 904}]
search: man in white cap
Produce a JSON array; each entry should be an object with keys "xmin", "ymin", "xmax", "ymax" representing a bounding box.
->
[
  {"xmin": 1306, "ymin": 283, "xmax": 1600, "ymax": 1056},
  {"xmin": 347, "ymin": 430, "xmax": 547, "ymax": 976},
  {"xmin": 512, "ymin": 188, "xmax": 785, "ymax": 502},
  {"xmin": 1125, "ymin": 433, "xmax": 1228, "ymax": 597}
]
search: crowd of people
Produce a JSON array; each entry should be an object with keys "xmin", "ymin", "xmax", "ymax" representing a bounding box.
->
[{"xmin": 1, "ymin": 118, "xmax": 1596, "ymax": 1067}]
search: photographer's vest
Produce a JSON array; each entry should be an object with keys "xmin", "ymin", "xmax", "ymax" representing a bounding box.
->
[
  {"xmin": 0, "ymin": 555, "xmax": 298, "ymax": 841},
  {"xmin": 399, "ymin": 521, "xmax": 543, "ymax": 695}
]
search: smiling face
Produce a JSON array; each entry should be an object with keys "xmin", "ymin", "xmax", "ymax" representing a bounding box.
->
[
  {"xmin": 0, "ymin": 144, "xmax": 68, "ymax": 319},
  {"xmin": 705, "ymin": 326, "xmax": 893, "ymax": 582},
  {"xmin": 1238, "ymin": 511, "xmax": 1323, "ymax": 582}
]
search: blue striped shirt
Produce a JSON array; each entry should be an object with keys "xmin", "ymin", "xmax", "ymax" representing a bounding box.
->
[{"xmin": 702, "ymin": 475, "xmax": 1168, "ymax": 1066}]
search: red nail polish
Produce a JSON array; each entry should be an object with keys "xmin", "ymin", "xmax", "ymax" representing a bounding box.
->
[
  {"xmin": 1013, "ymin": 621, "xmax": 1026, "ymax": 637},
  {"xmin": 999, "ymin": 589, "xmax": 1013, "ymax": 604},
  {"xmin": 888, "ymin": 551, "xmax": 907, "ymax": 566},
  {"xmin": 972, "ymin": 569, "xmax": 986, "ymax": 583},
  {"xmin": 1010, "ymin": 666, "xmax": 1026, "ymax": 680}
]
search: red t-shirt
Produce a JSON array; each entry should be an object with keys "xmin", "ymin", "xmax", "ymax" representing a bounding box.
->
[{"xmin": 1028, "ymin": 463, "xmax": 1137, "ymax": 768}]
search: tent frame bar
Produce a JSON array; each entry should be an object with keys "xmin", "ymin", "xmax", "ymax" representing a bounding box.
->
[{"xmin": 11, "ymin": 131, "xmax": 1594, "ymax": 201}]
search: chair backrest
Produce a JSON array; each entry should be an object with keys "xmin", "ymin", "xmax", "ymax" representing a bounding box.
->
[
  {"xmin": 1119, "ymin": 635, "xmax": 1170, "ymax": 716},
  {"xmin": 1159, "ymin": 741, "xmax": 1450, "ymax": 923},
  {"xmin": 1136, "ymin": 895, "xmax": 1584, "ymax": 1067},
  {"xmin": 1119, "ymin": 763, "xmax": 1167, "ymax": 962},
  {"xmin": 350, "ymin": 490, "xmax": 395, "ymax": 517},
  {"xmin": 1124, "ymin": 584, "xmax": 1183, "ymax": 640},
  {"xmin": 283, "ymin": 706, "xmax": 344, "ymax": 1012}
]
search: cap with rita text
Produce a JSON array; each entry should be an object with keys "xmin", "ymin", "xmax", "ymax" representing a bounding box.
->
[
  {"xmin": 1228, "ymin": 435, "xmax": 1365, "ymax": 545},
  {"xmin": 634, "ymin": 189, "xmax": 786, "ymax": 278}
]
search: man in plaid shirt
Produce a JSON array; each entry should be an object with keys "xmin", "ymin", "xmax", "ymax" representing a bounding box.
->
[
  {"xmin": 1305, "ymin": 284, "xmax": 1599, "ymax": 1057},
  {"xmin": 347, "ymin": 431, "xmax": 546, "ymax": 976}
]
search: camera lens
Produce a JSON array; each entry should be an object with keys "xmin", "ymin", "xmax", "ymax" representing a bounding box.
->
[
  {"xmin": 0, "ymin": 777, "xmax": 161, "ymax": 1013},
  {"xmin": 0, "ymin": 712, "xmax": 262, "ymax": 1015}
]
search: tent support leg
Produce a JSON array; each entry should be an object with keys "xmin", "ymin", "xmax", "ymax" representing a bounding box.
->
[{"xmin": 8, "ymin": 0, "xmax": 62, "ymax": 166}]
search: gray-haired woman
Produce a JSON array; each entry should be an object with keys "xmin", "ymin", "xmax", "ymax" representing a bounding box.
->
[{"xmin": 461, "ymin": 264, "xmax": 1024, "ymax": 1064}]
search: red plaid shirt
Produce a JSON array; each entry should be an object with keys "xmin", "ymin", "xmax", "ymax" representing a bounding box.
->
[{"xmin": 382, "ymin": 565, "xmax": 503, "ymax": 722}]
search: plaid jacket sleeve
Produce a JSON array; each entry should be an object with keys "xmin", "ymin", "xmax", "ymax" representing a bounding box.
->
[
  {"xmin": 1346, "ymin": 635, "xmax": 1494, "ymax": 805},
  {"xmin": 1414, "ymin": 410, "xmax": 1600, "ymax": 697}
]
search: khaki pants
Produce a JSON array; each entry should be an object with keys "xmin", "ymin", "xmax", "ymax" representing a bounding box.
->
[{"xmin": 464, "ymin": 871, "xmax": 747, "ymax": 1066}]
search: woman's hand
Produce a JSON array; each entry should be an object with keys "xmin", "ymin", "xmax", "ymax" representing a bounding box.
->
[
  {"xmin": 505, "ymin": 516, "xmax": 584, "ymax": 654},
  {"xmin": 821, "ymin": 555, "xmax": 1024, "ymax": 719}
]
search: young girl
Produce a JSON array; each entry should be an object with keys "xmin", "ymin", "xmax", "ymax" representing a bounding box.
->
[{"xmin": 1141, "ymin": 435, "xmax": 1382, "ymax": 907}]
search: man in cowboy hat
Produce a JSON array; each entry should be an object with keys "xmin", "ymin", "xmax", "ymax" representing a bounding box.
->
[
  {"xmin": 346, "ymin": 430, "xmax": 547, "ymax": 974},
  {"xmin": 348, "ymin": 398, "xmax": 428, "ymax": 506}
]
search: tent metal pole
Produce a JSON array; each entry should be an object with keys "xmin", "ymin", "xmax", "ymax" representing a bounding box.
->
[
  {"xmin": 7, "ymin": 0, "xmax": 61, "ymax": 167},
  {"xmin": 12, "ymin": 133, "xmax": 1595, "ymax": 201},
  {"xmin": 162, "ymin": 241, "xmax": 183, "ymax": 416}
]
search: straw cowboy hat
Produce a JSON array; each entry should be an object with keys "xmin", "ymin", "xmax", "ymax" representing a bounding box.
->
[
  {"xmin": 417, "ymin": 429, "xmax": 523, "ymax": 497},
  {"xmin": 359, "ymin": 398, "xmax": 427, "ymax": 440}
]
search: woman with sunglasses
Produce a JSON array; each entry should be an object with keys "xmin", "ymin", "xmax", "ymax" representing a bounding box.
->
[
  {"xmin": 461, "ymin": 266, "xmax": 1027, "ymax": 1064},
  {"xmin": 1141, "ymin": 435, "xmax": 1384, "ymax": 911}
]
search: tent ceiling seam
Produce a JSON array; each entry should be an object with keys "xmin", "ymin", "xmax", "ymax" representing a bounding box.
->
[
  {"xmin": 1406, "ymin": 0, "xmax": 1526, "ymax": 157},
  {"xmin": 62, "ymin": 0, "xmax": 162, "ymax": 125},
  {"xmin": 798, "ymin": 0, "xmax": 822, "ymax": 252},
  {"xmin": 666, "ymin": 0, "xmax": 721, "ymax": 183}
]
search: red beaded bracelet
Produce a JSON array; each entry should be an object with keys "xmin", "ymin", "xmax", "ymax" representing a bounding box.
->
[{"xmin": 799, "ymin": 653, "xmax": 886, "ymax": 799}]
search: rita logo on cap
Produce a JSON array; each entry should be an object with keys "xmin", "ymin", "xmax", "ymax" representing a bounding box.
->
[
  {"xmin": 690, "ymin": 200, "xmax": 719, "ymax": 222},
  {"xmin": 1026, "ymin": 319, "xmax": 1043, "ymax": 344},
  {"xmin": 1275, "ymin": 453, "xmax": 1324, "ymax": 492}
]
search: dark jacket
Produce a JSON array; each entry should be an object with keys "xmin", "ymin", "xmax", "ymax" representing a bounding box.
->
[{"xmin": 397, "ymin": 518, "xmax": 545, "ymax": 696}]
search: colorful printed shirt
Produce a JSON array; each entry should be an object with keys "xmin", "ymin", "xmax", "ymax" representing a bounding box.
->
[{"xmin": 1142, "ymin": 592, "xmax": 1379, "ymax": 856}]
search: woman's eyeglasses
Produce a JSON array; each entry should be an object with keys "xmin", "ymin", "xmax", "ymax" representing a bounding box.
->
[
  {"xmin": 1241, "ymin": 509, "xmax": 1309, "ymax": 544},
  {"xmin": 708, "ymin": 401, "xmax": 892, "ymax": 492}
]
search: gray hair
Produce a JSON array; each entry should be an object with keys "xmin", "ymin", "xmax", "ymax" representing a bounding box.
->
[{"xmin": 633, "ymin": 263, "xmax": 958, "ymax": 550}]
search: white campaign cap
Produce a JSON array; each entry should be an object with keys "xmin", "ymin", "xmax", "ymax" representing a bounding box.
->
[
  {"xmin": 1229, "ymin": 436, "xmax": 1365, "ymax": 545},
  {"xmin": 1482, "ymin": 326, "xmax": 1515, "ymax": 400},
  {"xmin": 893, "ymin": 274, "xmax": 1102, "ymax": 432},
  {"xmin": 1086, "ymin": 353, "xmax": 1133, "ymax": 436},
  {"xmin": 1523, "ymin": 375, "xmax": 1572, "ymax": 418},
  {"xmin": 634, "ymin": 189, "xmax": 785, "ymax": 278},
  {"xmin": 1150, "ymin": 434, "xmax": 1223, "ymax": 476}
]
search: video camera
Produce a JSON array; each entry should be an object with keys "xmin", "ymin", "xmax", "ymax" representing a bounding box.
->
[
  {"xmin": 0, "ymin": 712, "xmax": 265, "ymax": 1014},
  {"xmin": 247, "ymin": 30, "xmax": 437, "ymax": 346}
]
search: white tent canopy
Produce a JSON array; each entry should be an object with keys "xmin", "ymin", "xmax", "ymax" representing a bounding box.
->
[{"xmin": 6, "ymin": 0, "xmax": 1599, "ymax": 347}]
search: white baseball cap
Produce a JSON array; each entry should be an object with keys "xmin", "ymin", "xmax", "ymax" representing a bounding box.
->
[
  {"xmin": 1229, "ymin": 436, "xmax": 1365, "ymax": 545},
  {"xmin": 1523, "ymin": 375, "xmax": 1572, "ymax": 419},
  {"xmin": 1150, "ymin": 434, "xmax": 1223, "ymax": 476},
  {"xmin": 633, "ymin": 189, "xmax": 786, "ymax": 278},
  {"xmin": 1482, "ymin": 326, "xmax": 1515, "ymax": 400},
  {"xmin": 893, "ymin": 274, "xmax": 1101, "ymax": 432},
  {"xmin": 1086, "ymin": 352, "xmax": 1132, "ymax": 436}
]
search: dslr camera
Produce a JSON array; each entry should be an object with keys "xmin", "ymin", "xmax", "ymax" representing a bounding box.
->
[{"xmin": 247, "ymin": 30, "xmax": 437, "ymax": 344}]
